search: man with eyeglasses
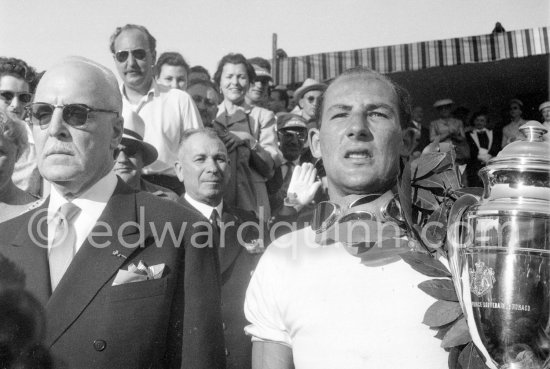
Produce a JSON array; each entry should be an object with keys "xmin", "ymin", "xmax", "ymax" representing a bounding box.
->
[
  {"xmin": 292, "ymin": 78, "xmax": 327, "ymax": 122},
  {"xmin": 0, "ymin": 56, "xmax": 225, "ymax": 369},
  {"xmin": 187, "ymin": 79, "xmax": 222, "ymax": 126},
  {"xmin": 109, "ymin": 24, "xmax": 203, "ymax": 195},
  {"xmin": 246, "ymin": 59, "xmax": 273, "ymax": 109},
  {"xmin": 113, "ymin": 107, "xmax": 178, "ymax": 200},
  {"xmin": 268, "ymin": 114, "xmax": 320, "ymax": 230},
  {"xmin": 245, "ymin": 67, "xmax": 448, "ymax": 369}
]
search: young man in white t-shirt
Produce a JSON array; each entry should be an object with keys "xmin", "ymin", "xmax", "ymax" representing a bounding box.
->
[{"xmin": 245, "ymin": 67, "xmax": 449, "ymax": 369}]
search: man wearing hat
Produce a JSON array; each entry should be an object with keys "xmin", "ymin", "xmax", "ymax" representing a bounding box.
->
[
  {"xmin": 268, "ymin": 113, "xmax": 321, "ymax": 233},
  {"xmin": 292, "ymin": 78, "xmax": 327, "ymax": 122},
  {"xmin": 246, "ymin": 59, "xmax": 272, "ymax": 109},
  {"xmin": 114, "ymin": 108, "xmax": 178, "ymax": 200}
]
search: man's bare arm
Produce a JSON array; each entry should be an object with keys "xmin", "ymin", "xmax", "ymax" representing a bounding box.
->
[{"xmin": 252, "ymin": 341, "xmax": 294, "ymax": 369}]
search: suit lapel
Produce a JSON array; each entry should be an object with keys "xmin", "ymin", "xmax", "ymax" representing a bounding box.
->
[
  {"xmin": 8, "ymin": 199, "xmax": 51, "ymax": 305},
  {"xmin": 219, "ymin": 211, "xmax": 243, "ymax": 282},
  {"xmin": 45, "ymin": 181, "xmax": 145, "ymax": 347}
]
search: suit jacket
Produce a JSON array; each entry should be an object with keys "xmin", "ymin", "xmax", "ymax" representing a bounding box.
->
[
  {"xmin": 177, "ymin": 198, "xmax": 262, "ymax": 369},
  {"xmin": 0, "ymin": 179, "xmax": 225, "ymax": 369}
]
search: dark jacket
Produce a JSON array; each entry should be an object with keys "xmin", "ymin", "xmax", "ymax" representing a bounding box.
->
[
  {"xmin": 465, "ymin": 129, "xmax": 502, "ymax": 187},
  {"xmin": 0, "ymin": 179, "xmax": 225, "ymax": 369},
  {"xmin": 177, "ymin": 197, "xmax": 262, "ymax": 369}
]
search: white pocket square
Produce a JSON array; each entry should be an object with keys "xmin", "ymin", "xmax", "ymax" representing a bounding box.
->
[{"xmin": 112, "ymin": 261, "xmax": 165, "ymax": 286}]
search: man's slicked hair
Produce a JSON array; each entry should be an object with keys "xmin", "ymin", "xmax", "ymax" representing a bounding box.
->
[
  {"xmin": 178, "ymin": 128, "xmax": 225, "ymax": 159},
  {"xmin": 109, "ymin": 24, "xmax": 157, "ymax": 56},
  {"xmin": 155, "ymin": 52, "xmax": 190, "ymax": 77},
  {"xmin": 314, "ymin": 67, "xmax": 411, "ymax": 129}
]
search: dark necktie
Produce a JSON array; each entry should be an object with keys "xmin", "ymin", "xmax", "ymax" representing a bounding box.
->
[
  {"xmin": 477, "ymin": 130, "xmax": 489, "ymax": 149},
  {"xmin": 49, "ymin": 202, "xmax": 81, "ymax": 291},
  {"xmin": 209, "ymin": 209, "xmax": 221, "ymax": 281}
]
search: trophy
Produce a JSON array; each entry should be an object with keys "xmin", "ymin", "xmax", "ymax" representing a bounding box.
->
[{"xmin": 447, "ymin": 122, "xmax": 550, "ymax": 368}]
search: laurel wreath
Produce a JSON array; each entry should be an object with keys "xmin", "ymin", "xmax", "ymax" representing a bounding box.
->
[{"xmin": 396, "ymin": 145, "xmax": 489, "ymax": 369}]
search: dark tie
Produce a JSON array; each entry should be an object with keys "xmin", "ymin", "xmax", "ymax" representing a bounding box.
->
[
  {"xmin": 49, "ymin": 202, "xmax": 81, "ymax": 291},
  {"xmin": 477, "ymin": 130, "xmax": 489, "ymax": 149},
  {"xmin": 209, "ymin": 209, "xmax": 221, "ymax": 280}
]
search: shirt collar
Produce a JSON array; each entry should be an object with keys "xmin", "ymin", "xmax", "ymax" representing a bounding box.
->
[
  {"xmin": 120, "ymin": 80, "xmax": 157, "ymax": 104},
  {"xmin": 184, "ymin": 193, "xmax": 223, "ymax": 219},
  {"xmin": 48, "ymin": 171, "xmax": 118, "ymax": 222}
]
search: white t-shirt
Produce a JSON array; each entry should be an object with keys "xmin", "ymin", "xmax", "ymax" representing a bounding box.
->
[{"xmin": 245, "ymin": 227, "xmax": 449, "ymax": 369}]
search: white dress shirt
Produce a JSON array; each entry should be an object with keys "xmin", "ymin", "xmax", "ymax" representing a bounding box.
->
[
  {"xmin": 48, "ymin": 172, "xmax": 118, "ymax": 253},
  {"xmin": 184, "ymin": 193, "xmax": 223, "ymax": 220},
  {"xmin": 121, "ymin": 80, "xmax": 203, "ymax": 176}
]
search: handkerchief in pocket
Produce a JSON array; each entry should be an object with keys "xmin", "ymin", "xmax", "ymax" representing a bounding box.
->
[{"xmin": 112, "ymin": 261, "xmax": 165, "ymax": 286}]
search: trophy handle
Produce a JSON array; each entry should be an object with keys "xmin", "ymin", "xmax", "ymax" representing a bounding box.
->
[{"xmin": 446, "ymin": 194, "xmax": 479, "ymax": 317}]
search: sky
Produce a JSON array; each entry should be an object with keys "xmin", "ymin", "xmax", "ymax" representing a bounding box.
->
[{"xmin": 1, "ymin": 0, "xmax": 549, "ymax": 77}]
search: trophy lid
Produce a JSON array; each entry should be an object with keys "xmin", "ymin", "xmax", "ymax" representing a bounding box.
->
[
  {"xmin": 493, "ymin": 121, "xmax": 550, "ymax": 163},
  {"xmin": 479, "ymin": 121, "xmax": 550, "ymax": 202}
]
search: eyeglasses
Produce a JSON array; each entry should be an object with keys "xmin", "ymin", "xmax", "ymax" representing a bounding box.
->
[
  {"xmin": 114, "ymin": 145, "xmax": 139, "ymax": 157},
  {"xmin": 0, "ymin": 90, "xmax": 33, "ymax": 104},
  {"xmin": 26, "ymin": 102, "xmax": 119, "ymax": 129},
  {"xmin": 278, "ymin": 129, "xmax": 307, "ymax": 142},
  {"xmin": 306, "ymin": 95, "xmax": 321, "ymax": 104},
  {"xmin": 192, "ymin": 95, "xmax": 217, "ymax": 107},
  {"xmin": 114, "ymin": 48, "xmax": 148, "ymax": 63}
]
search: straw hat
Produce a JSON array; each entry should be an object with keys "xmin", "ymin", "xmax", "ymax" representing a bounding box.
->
[
  {"xmin": 294, "ymin": 78, "xmax": 327, "ymax": 102},
  {"xmin": 120, "ymin": 108, "xmax": 158, "ymax": 166}
]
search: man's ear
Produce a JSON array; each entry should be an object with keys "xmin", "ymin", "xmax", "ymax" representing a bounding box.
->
[
  {"xmin": 309, "ymin": 128, "xmax": 322, "ymax": 159},
  {"xmin": 174, "ymin": 161, "xmax": 184, "ymax": 183},
  {"xmin": 110, "ymin": 115, "xmax": 124, "ymax": 150},
  {"xmin": 400, "ymin": 127, "xmax": 417, "ymax": 158}
]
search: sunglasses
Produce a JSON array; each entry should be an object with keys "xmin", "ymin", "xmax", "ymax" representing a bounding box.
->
[
  {"xmin": 114, "ymin": 145, "xmax": 139, "ymax": 158},
  {"xmin": 26, "ymin": 102, "xmax": 119, "ymax": 129},
  {"xmin": 306, "ymin": 95, "xmax": 320, "ymax": 104},
  {"xmin": 278, "ymin": 129, "xmax": 307, "ymax": 142},
  {"xmin": 0, "ymin": 90, "xmax": 33, "ymax": 104},
  {"xmin": 114, "ymin": 48, "xmax": 148, "ymax": 63},
  {"xmin": 192, "ymin": 95, "xmax": 217, "ymax": 107}
]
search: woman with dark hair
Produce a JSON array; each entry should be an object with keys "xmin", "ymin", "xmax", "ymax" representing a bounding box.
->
[
  {"xmin": 0, "ymin": 110, "xmax": 38, "ymax": 223},
  {"xmin": 465, "ymin": 111, "xmax": 502, "ymax": 187},
  {"xmin": 212, "ymin": 53, "xmax": 282, "ymax": 219},
  {"xmin": 0, "ymin": 57, "xmax": 42, "ymax": 197}
]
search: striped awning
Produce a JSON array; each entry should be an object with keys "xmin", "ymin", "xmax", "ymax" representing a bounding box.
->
[{"xmin": 274, "ymin": 27, "xmax": 549, "ymax": 85}]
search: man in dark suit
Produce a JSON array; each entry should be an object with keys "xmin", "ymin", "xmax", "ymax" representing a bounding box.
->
[
  {"xmin": 175, "ymin": 128, "xmax": 263, "ymax": 369},
  {"xmin": 0, "ymin": 57, "xmax": 225, "ymax": 369}
]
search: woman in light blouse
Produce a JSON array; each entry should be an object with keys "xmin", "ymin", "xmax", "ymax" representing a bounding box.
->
[{"xmin": 212, "ymin": 53, "xmax": 282, "ymax": 219}]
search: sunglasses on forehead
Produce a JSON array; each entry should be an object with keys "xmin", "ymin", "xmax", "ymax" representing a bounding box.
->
[
  {"xmin": 25, "ymin": 102, "xmax": 119, "ymax": 129},
  {"xmin": 114, "ymin": 48, "xmax": 148, "ymax": 63},
  {"xmin": 0, "ymin": 90, "xmax": 33, "ymax": 104}
]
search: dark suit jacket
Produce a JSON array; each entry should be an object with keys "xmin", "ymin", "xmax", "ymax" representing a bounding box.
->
[
  {"xmin": 0, "ymin": 179, "xmax": 225, "ymax": 369},
  {"xmin": 177, "ymin": 198, "xmax": 261, "ymax": 369}
]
